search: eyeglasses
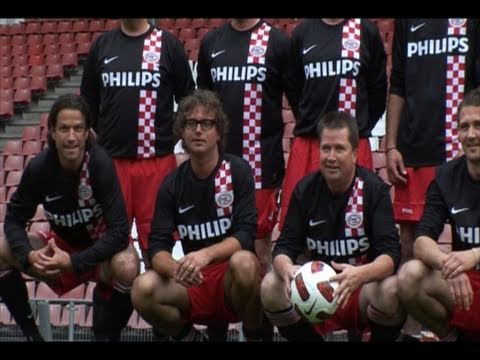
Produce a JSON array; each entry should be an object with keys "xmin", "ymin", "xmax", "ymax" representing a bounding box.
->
[{"xmin": 184, "ymin": 118, "xmax": 217, "ymax": 131}]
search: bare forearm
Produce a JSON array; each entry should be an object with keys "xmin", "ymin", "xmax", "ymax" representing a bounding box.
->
[
  {"xmin": 151, "ymin": 251, "xmax": 178, "ymax": 278},
  {"xmin": 414, "ymin": 236, "xmax": 447, "ymax": 270},
  {"xmin": 357, "ymin": 254, "xmax": 395, "ymax": 284},
  {"xmin": 201, "ymin": 236, "xmax": 242, "ymax": 265},
  {"xmin": 385, "ymin": 94, "xmax": 404, "ymax": 149}
]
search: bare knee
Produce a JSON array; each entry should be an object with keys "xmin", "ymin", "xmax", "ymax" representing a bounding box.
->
[
  {"xmin": 260, "ymin": 271, "xmax": 287, "ymax": 311},
  {"xmin": 131, "ymin": 270, "xmax": 159, "ymax": 309},
  {"xmin": 111, "ymin": 245, "xmax": 140, "ymax": 286},
  {"xmin": 229, "ymin": 250, "xmax": 260, "ymax": 287},
  {"xmin": 397, "ymin": 259, "xmax": 427, "ymax": 300}
]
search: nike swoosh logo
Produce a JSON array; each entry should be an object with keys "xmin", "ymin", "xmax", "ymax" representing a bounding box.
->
[
  {"xmin": 45, "ymin": 194, "xmax": 62, "ymax": 202},
  {"xmin": 309, "ymin": 219, "xmax": 326, "ymax": 227},
  {"xmin": 410, "ymin": 23, "xmax": 426, "ymax": 32},
  {"xmin": 304, "ymin": 298, "xmax": 318, "ymax": 316},
  {"xmin": 211, "ymin": 50, "xmax": 226, "ymax": 59},
  {"xmin": 451, "ymin": 207, "xmax": 469, "ymax": 215},
  {"xmin": 302, "ymin": 44, "xmax": 317, "ymax": 55},
  {"xmin": 104, "ymin": 56, "xmax": 119, "ymax": 64},
  {"xmin": 178, "ymin": 205, "xmax": 195, "ymax": 214}
]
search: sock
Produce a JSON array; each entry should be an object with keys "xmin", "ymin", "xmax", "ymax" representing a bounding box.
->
[
  {"xmin": 368, "ymin": 319, "xmax": 403, "ymax": 342},
  {"xmin": 0, "ymin": 269, "xmax": 43, "ymax": 341},
  {"xmin": 265, "ymin": 306, "xmax": 323, "ymax": 342},
  {"xmin": 242, "ymin": 323, "xmax": 263, "ymax": 342},
  {"xmin": 261, "ymin": 312, "xmax": 274, "ymax": 341},
  {"xmin": 206, "ymin": 323, "xmax": 228, "ymax": 342},
  {"xmin": 367, "ymin": 304, "xmax": 404, "ymax": 342},
  {"xmin": 92, "ymin": 282, "xmax": 133, "ymax": 341},
  {"xmin": 174, "ymin": 323, "xmax": 208, "ymax": 342}
]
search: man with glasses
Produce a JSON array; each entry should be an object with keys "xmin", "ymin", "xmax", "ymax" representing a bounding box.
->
[{"xmin": 131, "ymin": 89, "xmax": 264, "ymax": 341}]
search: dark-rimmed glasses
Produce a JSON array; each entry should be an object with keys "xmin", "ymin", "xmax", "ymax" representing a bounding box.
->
[{"xmin": 184, "ymin": 118, "xmax": 217, "ymax": 131}]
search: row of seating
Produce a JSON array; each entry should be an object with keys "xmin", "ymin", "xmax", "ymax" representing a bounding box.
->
[{"xmin": 0, "ymin": 19, "xmax": 119, "ymax": 36}]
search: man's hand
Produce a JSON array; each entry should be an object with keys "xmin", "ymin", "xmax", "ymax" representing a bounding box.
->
[
  {"xmin": 386, "ymin": 148, "xmax": 407, "ymax": 185},
  {"xmin": 446, "ymin": 273, "xmax": 473, "ymax": 311},
  {"xmin": 441, "ymin": 249, "xmax": 477, "ymax": 279},
  {"xmin": 175, "ymin": 251, "xmax": 208, "ymax": 287},
  {"xmin": 330, "ymin": 261, "xmax": 365, "ymax": 309}
]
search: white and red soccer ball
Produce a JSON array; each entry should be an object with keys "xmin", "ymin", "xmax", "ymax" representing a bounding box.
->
[{"xmin": 290, "ymin": 261, "xmax": 339, "ymax": 323}]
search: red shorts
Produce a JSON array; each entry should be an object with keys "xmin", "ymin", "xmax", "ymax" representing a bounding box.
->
[
  {"xmin": 35, "ymin": 230, "xmax": 99, "ymax": 296},
  {"xmin": 114, "ymin": 155, "xmax": 177, "ymax": 251},
  {"xmin": 278, "ymin": 137, "xmax": 372, "ymax": 230},
  {"xmin": 186, "ymin": 261, "xmax": 238, "ymax": 325},
  {"xmin": 255, "ymin": 188, "xmax": 279, "ymax": 239},
  {"xmin": 393, "ymin": 167, "xmax": 436, "ymax": 222},
  {"xmin": 449, "ymin": 270, "xmax": 480, "ymax": 339},
  {"xmin": 313, "ymin": 287, "xmax": 364, "ymax": 335}
]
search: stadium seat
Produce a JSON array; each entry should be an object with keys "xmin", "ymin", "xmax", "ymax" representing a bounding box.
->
[
  {"xmin": 39, "ymin": 112, "xmax": 49, "ymax": 128},
  {"xmin": 60, "ymin": 284, "xmax": 85, "ymax": 300},
  {"xmin": 72, "ymin": 20, "xmax": 89, "ymax": 33},
  {"xmin": 28, "ymin": 54, "xmax": 45, "ymax": 67},
  {"xmin": 11, "ymin": 43, "xmax": 27, "ymax": 56},
  {"xmin": 40, "ymin": 21, "xmax": 57, "ymax": 34},
  {"xmin": 196, "ymin": 27, "xmax": 210, "ymax": 40},
  {"xmin": 11, "ymin": 54, "xmax": 28, "ymax": 67},
  {"xmin": 12, "ymin": 64, "xmax": 30, "ymax": 78},
  {"xmin": 0, "ymin": 99, "xmax": 14, "ymax": 119},
  {"xmin": 0, "ymin": 186, "xmax": 6, "ymax": 203},
  {"xmin": 209, "ymin": 18, "xmax": 227, "ymax": 29},
  {"xmin": 76, "ymin": 41, "xmax": 91, "ymax": 58},
  {"xmin": 6, "ymin": 186, "xmax": 18, "ymax": 202},
  {"xmin": 184, "ymin": 38, "xmax": 201, "ymax": 52},
  {"xmin": 58, "ymin": 32, "xmax": 74, "ymax": 45},
  {"xmin": 156, "ymin": 18, "xmax": 175, "ymax": 30},
  {"xmin": 5, "ymin": 170, "xmax": 22, "ymax": 187},
  {"xmin": 3, "ymin": 139, "xmax": 23, "ymax": 155},
  {"xmin": 74, "ymin": 32, "xmax": 90, "ymax": 45},
  {"xmin": 23, "ymin": 139, "xmax": 42, "ymax": 155},
  {"xmin": 0, "ymin": 79, "xmax": 14, "ymax": 92},
  {"xmin": 0, "ymin": 202, "xmax": 5, "ymax": 221},
  {"xmin": 174, "ymin": 18, "xmax": 192, "ymax": 29},
  {"xmin": 26, "ymin": 34, "xmax": 43, "ymax": 46},
  {"xmin": 27, "ymin": 43, "xmax": 43, "ymax": 56},
  {"xmin": 22, "ymin": 126, "xmax": 41, "ymax": 141},
  {"xmin": 56, "ymin": 21, "xmax": 73, "ymax": 34},
  {"xmin": 46, "ymin": 63, "xmax": 64, "ymax": 81},
  {"xmin": 35, "ymin": 281, "xmax": 58, "ymax": 300},
  {"xmin": 29, "ymin": 64, "xmax": 47, "ymax": 77},
  {"xmin": 88, "ymin": 19, "xmax": 105, "ymax": 33},
  {"xmin": 0, "ymin": 35, "xmax": 10, "ymax": 46},
  {"xmin": 191, "ymin": 18, "xmax": 209, "ymax": 29},
  {"xmin": 0, "ymin": 44, "xmax": 10, "ymax": 56},
  {"xmin": 7, "ymin": 23, "xmax": 25, "ymax": 35},
  {"xmin": 42, "ymin": 33, "xmax": 58, "ymax": 46},
  {"xmin": 13, "ymin": 88, "xmax": 32, "ymax": 107},
  {"xmin": 104, "ymin": 19, "xmax": 120, "ymax": 31},
  {"xmin": 0, "ymin": 55, "xmax": 11, "ymax": 67},
  {"xmin": 179, "ymin": 28, "xmax": 196, "ymax": 42},
  {"xmin": 11, "ymin": 34, "xmax": 27, "ymax": 46},
  {"xmin": 61, "ymin": 52, "xmax": 79, "ymax": 71},
  {"xmin": 3, "ymin": 154, "xmax": 24, "ymax": 171}
]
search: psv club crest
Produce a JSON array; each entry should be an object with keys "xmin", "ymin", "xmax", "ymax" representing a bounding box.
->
[
  {"xmin": 249, "ymin": 45, "xmax": 266, "ymax": 57},
  {"xmin": 143, "ymin": 51, "xmax": 160, "ymax": 63},
  {"xmin": 345, "ymin": 212, "xmax": 363, "ymax": 229},
  {"xmin": 449, "ymin": 19, "xmax": 467, "ymax": 28},
  {"xmin": 342, "ymin": 38, "xmax": 360, "ymax": 51},
  {"xmin": 78, "ymin": 183, "xmax": 93, "ymax": 201},
  {"xmin": 215, "ymin": 191, "xmax": 234, "ymax": 208}
]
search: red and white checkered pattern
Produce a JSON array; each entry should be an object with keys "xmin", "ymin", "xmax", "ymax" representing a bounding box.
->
[
  {"xmin": 345, "ymin": 177, "xmax": 364, "ymax": 238},
  {"xmin": 345, "ymin": 177, "xmax": 366, "ymax": 266},
  {"xmin": 445, "ymin": 20, "xmax": 467, "ymax": 161},
  {"xmin": 243, "ymin": 23, "xmax": 271, "ymax": 189},
  {"xmin": 338, "ymin": 19, "xmax": 361, "ymax": 116},
  {"xmin": 78, "ymin": 152, "xmax": 106, "ymax": 241},
  {"xmin": 137, "ymin": 29, "xmax": 162, "ymax": 158},
  {"xmin": 214, "ymin": 160, "xmax": 233, "ymax": 217},
  {"xmin": 142, "ymin": 29, "xmax": 162, "ymax": 72},
  {"xmin": 247, "ymin": 23, "xmax": 271, "ymax": 65},
  {"xmin": 137, "ymin": 90, "xmax": 157, "ymax": 158}
]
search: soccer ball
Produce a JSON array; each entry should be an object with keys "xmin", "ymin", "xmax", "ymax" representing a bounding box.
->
[{"xmin": 290, "ymin": 261, "xmax": 339, "ymax": 323}]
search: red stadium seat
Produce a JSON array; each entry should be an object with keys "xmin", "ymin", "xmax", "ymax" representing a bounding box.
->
[
  {"xmin": 196, "ymin": 27, "xmax": 210, "ymax": 40},
  {"xmin": 25, "ymin": 22, "xmax": 41, "ymax": 34},
  {"xmin": 11, "ymin": 34, "xmax": 26, "ymax": 46},
  {"xmin": 174, "ymin": 18, "xmax": 192, "ymax": 29},
  {"xmin": 22, "ymin": 126, "xmax": 41, "ymax": 141},
  {"xmin": 3, "ymin": 154, "xmax": 24, "ymax": 171},
  {"xmin": 56, "ymin": 20, "xmax": 73, "ymax": 34},
  {"xmin": 40, "ymin": 21, "xmax": 57, "ymax": 34},
  {"xmin": 23, "ymin": 140, "xmax": 42, "ymax": 155},
  {"xmin": 29, "ymin": 64, "xmax": 47, "ymax": 77},
  {"xmin": 104, "ymin": 19, "xmax": 120, "ymax": 31},
  {"xmin": 191, "ymin": 18, "xmax": 209, "ymax": 29},
  {"xmin": 72, "ymin": 20, "xmax": 89, "ymax": 33},
  {"xmin": 12, "ymin": 64, "xmax": 30, "ymax": 78},
  {"xmin": 28, "ymin": 53, "xmax": 45, "ymax": 67},
  {"xmin": 46, "ymin": 63, "xmax": 64, "ymax": 81},
  {"xmin": 27, "ymin": 43, "xmax": 44, "ymax": 56},
  {"xmin": 26, "ymin": 34, "xmax": 43, "ymax": 46},
  {"xmin": 5, "ymin": 170, "xmax": 22, "ymax": 187},
  {"xmin": 13, "ymin": 88, "xmax": 32, "ymax": 107},
  {"xmin": 156, "ymin": 18, "xmax": 175, "ymax": 30},
  {"xmin": 88, "ymin": 19, "xmax": 105, "ymax": 33},
  {"xmin": 0, "ymin": 99, "xmax": 14, "ymax": 119},
  {"xmin": 3, "ymin": 140, "xmax": 23, "ymax": 155},
  {"xmin": 209, "ymin": 18, "xmax": 227, "ymax": 29}
]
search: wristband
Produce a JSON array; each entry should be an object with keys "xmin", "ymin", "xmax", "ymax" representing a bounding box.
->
[{"xmin": 385, "ymin": 147, "xmax": 396, "ymax": 154}]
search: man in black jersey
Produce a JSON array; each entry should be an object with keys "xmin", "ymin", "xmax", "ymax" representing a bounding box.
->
[
  {"xmin": 261, "ymin": 111, "xmax": 403, "ymax": 341},
  {"xmin": 397, "ymin": 88, "xmax": 480, "ymax": 341},
  {"xmin": 131, "ymin": 89, "xmax": 264, "ymax": 341},
  {"xmin": 385, "ymin": 18, "xmax": 480, "ymax": 340},
  {"xmin": 197, "ymin": 17, "xmax": 293, "ymax": 341},
  {"xmin": 0, "ymin": 94, "xmax": 139, "ymax": 341},
  {"xmin": 81, "ymin": 18, "xmax": 195, "ymax": 268},
  {"xmin": 278, "ymin": 18, "xmax": 387, "ymax": 233}
]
